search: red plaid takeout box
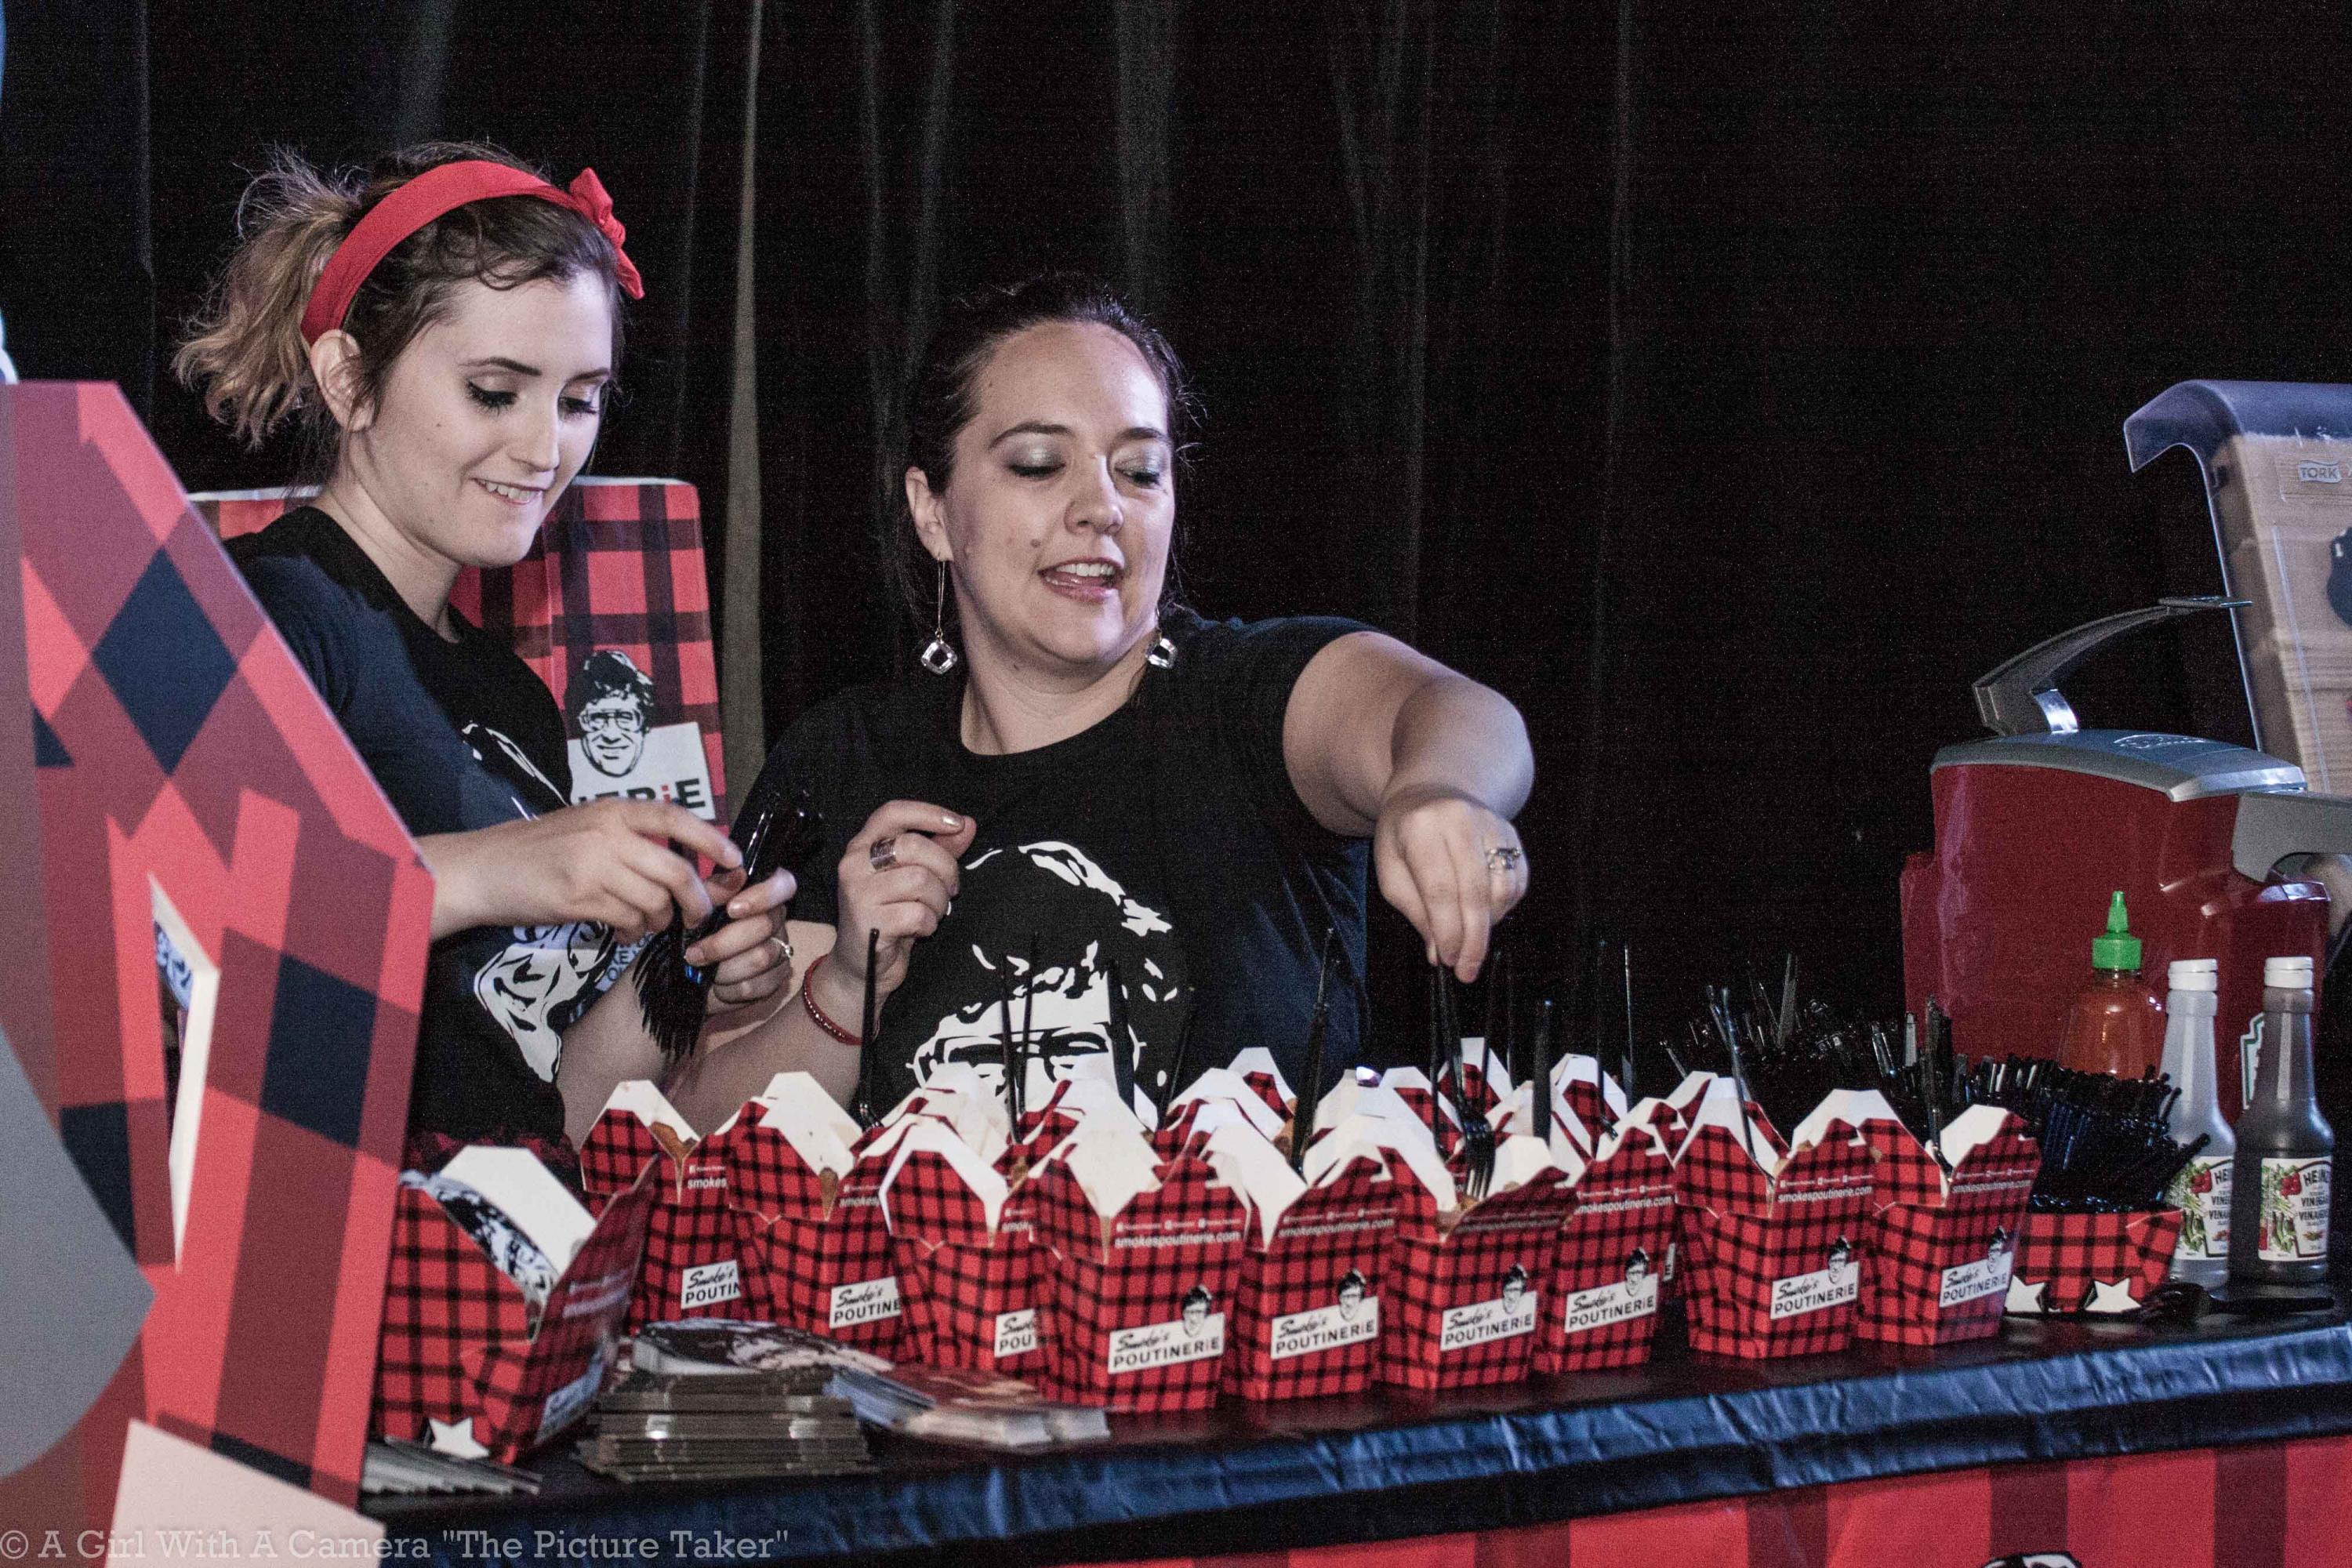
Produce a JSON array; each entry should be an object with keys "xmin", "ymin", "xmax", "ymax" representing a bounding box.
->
[
  {"xmin": 375, "ymin": 1148, "xmax": 655, "ymax": 1463},
  {"xmin": 1027, "ymin": 1129, "xmax": 1252, "ymax": 1413},
  {"xmin": 880, "ymin": 1117, "xmax": 1048, "ymax": 1374},
  {"xmin": 2009, "ymin": 1207, "xmax": 2185, "ymax": 1315},
  {"xmin": 724, "ymin": 1074, "xmax": 905, "ymax": 1356},
  {"xmin": 1218, "ymin": 1134, "xmax": 1398, "ymax": 1402},
  {"xmin": 1154, "ymin": 1067, "xmax": 1290, "ymax": 1162},
  {"xmin": 1379, "ymin": 1136, "xmax": 1574, "ymax": 1392},
  {"xmin": 1675, "ymin": 1087, "xmax": 1876, "ymax": 1359},
  {"xmin": 1534, "ymin": 1126, "xmax": 1679, "ymax": 1375},
  {"xmin": 578, "ymin": 1081, "xmax": 767, "ymax": 1330},
  {"xmin": 1548, "ymin": 1054, "xmax": 1632, "ymax": 1156},
  {"xmin": 1828, "ymin": 1098, "xmax": 2042, "ymax": 1347}
]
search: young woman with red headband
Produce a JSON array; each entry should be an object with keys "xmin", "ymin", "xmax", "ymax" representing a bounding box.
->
[{"xmin": 176, "ymin": 143, "xmax": 792, "ymax": 1167}]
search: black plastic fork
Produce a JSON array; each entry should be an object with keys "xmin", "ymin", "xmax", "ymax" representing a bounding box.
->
[{"xmin": 1435, "ymin": 967, "xmax": 1494, "ymax": 1202}]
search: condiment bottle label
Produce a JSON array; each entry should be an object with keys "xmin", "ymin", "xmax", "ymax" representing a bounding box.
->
[
  {"xmin": 2256, "ymin": 1157, "xmax": 2332, "ymax": 1262},
  {"xmin": 2165, "ymin": 1156, "xmax": 2232, "ymax": 1260}
]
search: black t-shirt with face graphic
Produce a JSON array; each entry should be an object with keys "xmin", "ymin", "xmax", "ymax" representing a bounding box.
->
[
  {"xmin": 765, "ymin": 608, "xmax": 1373, "ymax": 1114},
  {"xmin": 229, "ymin": 507, "xmax": 629, "ymax": 1145}
]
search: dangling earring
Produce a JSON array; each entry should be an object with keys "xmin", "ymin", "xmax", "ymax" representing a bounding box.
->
[
  {"xmin": 1146, "ymin": 624, "xmax": 1177, "ymax": 670},
  {"xmin": 920, "ymin": 560, "xmax": 960, "ymax": 675}
]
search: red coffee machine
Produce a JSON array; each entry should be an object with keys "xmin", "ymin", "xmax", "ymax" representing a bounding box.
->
[
  {"xmin": 1900, "ymin": 596, "xmax": 2337, "ymax": 1110},
  {"xmin": 1904, "ymin": 380, "xmax": 2352, "ymax": 1109}
]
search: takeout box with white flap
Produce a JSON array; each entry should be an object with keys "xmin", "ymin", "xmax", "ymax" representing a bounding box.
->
[
  {"xmin": 1674, "ymin": 1083, "xmax": 1876, "ymax": 1359},
  {"xmin": 722, "ymin": 1072, "xmax": 906, "ymax": 1353},
  {"xmin": 880, "ymin": 1115, "xmax": 1049, "ymax": 1373},
  {"xmin": 376, "ymin": 1147, "xmax": 655, "ymax": 1463},
  {"xmin": 1802, "ymin": 1094, "xmax": 2042, "ymax": 1347},
  {"xmin": 1207, "ymin": 1121, "xmax": 1397, "ymax": 1402},
  {"xmin": 577, "ymin": 1080, "xmax": 765, "ymax": 1329},
  {"xmin": 1371, "ymin": 1125, "xmax": 1573, "ymax": 1392},
  {"xmin": 1534, "ymin": 1123, "xmax": 1678, "ymax": 1374},
  {"xmin": 1025, "ymin": 1121, "xmax": 1251, "ymax": 1412}
]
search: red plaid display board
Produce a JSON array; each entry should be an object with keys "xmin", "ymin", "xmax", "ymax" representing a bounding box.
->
[
  {"xmin": 1378, "ymin": 1172, "xmax": 1575, "ymax": 1392},
  {"xmin": 577, "ymin": 1100, "xmax": 758, "ymax": 1330},
  {"xmin": 1535, "ymin": 1134, "xmax": 1678, "ymax": 1374},
  {"xmin": 1855, "ymin": 1112, "xmax": 2039, "ymax": 1347},
  {"xmin": 191, "ymin": 478, "xmax": 727, "ymax": 822},
  {"xmin": 2, "ymin": 385, "xmax": 432, "ymax": 1529},
  {"xmin": 881, "ymin": 1128, "xmax": 1046, "ymax": 1374},
  {"xmin": 2009, "ymin": 1207, "xmax": 2184, "ymax": 1316},
  {"xmin": 1223, "ymin": 1154, "xmax": 1397, "ymax": 1401},
  {"xmin": 373, "ymin": 1163, "xmax": 654, "ymax": 1464},
  {"xmin": 724, "ymin": 1118, "xmax": 903, "ymax": 1354},
  {"xmin": 1680, "ymin": 1130, "xmax": 1876, "ymax": 1359},
  {"xmin": 1028, "ymin": 1151, "xmax": 1251, "ymax": 1412},
  {"xmin": 1083, "ymin": 1435, "xmax": 2352, "ymax": 1568}
]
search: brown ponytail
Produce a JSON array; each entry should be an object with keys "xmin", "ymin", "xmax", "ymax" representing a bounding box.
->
[
  {"xmin": 172, "ymin": 151, "xmax": 360, "ymax": 450},
  {"xmin": 175, "ymin": 141, "xmax": 625, "ymax": 481}
]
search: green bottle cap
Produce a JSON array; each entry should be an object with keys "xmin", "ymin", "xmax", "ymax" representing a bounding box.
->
[{"xmin": 2090, "ymin": 890, "xmax": 2142, "ymax": 971}]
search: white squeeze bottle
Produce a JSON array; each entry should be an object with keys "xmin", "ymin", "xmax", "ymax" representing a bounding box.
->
[{"xmin": 2159, "ymin": 957, "xmax": 2232, "ymax": 1289}]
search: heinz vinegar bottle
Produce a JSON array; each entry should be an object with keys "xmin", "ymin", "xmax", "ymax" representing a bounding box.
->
[
  {"xmin": 2227, "ymin": 956, "xmax": 2334, "ymax": 1293},
  {"xmin": 2159, "ymin": 959, "xmax": 2233, "ymax": 1290}
]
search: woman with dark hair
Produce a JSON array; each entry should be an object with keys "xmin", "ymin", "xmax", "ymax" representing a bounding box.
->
[
  {"xmin": 675, "ymin": 273, "xmax": 1531, "ymax": 1123},
  {"xmin": 177, "ymin": 143, "xmax": 793, "ymax": 1165}
]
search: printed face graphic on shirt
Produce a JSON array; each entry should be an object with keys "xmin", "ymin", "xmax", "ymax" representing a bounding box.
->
[
  {"xmin": 1625, "ymin": 1248, "xmax": 1653, "ymax": 1285},
  {"xmin": 572, "ymin": 649, "xmax": 658, "ymax": 778},
  {"xmin": 1337, "ymin": 1272, "xmax": 1368, "ymax": 1320},
  {"xmin": 1181, "ymin": 1286, "xmax": 1214, "ymax": 1334},
  {"xmin": 474, "ymin": 921, "xmax": 618, "ymax": 1081},
  {"xmin": 902, "ymin": 840, "xmax": 1187, "ymax": 1109}
]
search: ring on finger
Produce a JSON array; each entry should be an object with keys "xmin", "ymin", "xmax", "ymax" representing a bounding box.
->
[
  {"xmin": 1484, "ymin": 844, "xmax": 1524, "ymax": 875},
  {"xmin": 869, "ymin": 836, "xmax": 900, "ymax": 873},
  {"xmin": 767, "ymin": 932, "xmax": 794, "ymax": 962}
]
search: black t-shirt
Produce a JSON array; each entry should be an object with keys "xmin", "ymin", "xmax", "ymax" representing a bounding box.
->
[
  {"xmin": 229, "ymin": 507, "xmax": 630, "ymax": 1144},
  {"xmin": 764, "ymin": 608, "xmax": 1372, "ymax": 1111}
]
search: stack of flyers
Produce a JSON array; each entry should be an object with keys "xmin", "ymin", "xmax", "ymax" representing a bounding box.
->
[
  {"xmin": 359, "ymin": 1440, "xmax": 539, "ymax": 1497},
  {"xmin": 630, "ymin": 1318, "xmax": 889, "ymax": 1381},
  {"xmin": 579, "ymin": 1372, "xmax": 872, "ymax": 1483},
  {"xmin": 826, "ymin": 1363, "xmax": 1109, "ymax": 1450}
]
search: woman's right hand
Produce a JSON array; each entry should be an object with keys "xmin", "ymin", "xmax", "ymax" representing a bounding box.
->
[
  {"xmin": 831, "ymin": 800, "xmax": 976, "ymax": 1000},
  {"xmin": 418, "ymin": 800, "xmax": 745, "ymax": 942}
]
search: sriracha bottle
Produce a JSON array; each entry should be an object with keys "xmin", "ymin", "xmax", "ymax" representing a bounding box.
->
[{"xmin": 2057, "ymin": 891, "xmax": 2165, "ymax": 1079}]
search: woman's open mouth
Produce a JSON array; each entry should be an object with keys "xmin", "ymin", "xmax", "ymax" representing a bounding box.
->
[{"xmin": 1039, "ymin": 559, "xmax": 1123, "ymax": 600}]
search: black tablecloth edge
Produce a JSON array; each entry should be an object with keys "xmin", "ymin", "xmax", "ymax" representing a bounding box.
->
[{"xmin": 380, "ymin": 1317, "xmax": 2352, "ymax": 1567}]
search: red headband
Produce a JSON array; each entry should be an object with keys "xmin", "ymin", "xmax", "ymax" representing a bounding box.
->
[{"xmin": 298, "ymin": 159, "xmax": 644, "ymax": 346}]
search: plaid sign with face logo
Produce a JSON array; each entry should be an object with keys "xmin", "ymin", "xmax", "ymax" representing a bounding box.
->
[{"xmin": 192, "ymin": 478, "xmax": 727, "ymax": 822}]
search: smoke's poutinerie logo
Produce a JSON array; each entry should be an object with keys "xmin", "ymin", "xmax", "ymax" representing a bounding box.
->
[
  {"xmin": 1269, "ymin": 1271, "xmax": 1379, "ymax": 1360},
  {"xmin": 1108, "ymin": 1286, "xmax": 1225, "ymax": 1372},
  {"xmin": 1561, "ymin": 1247, "xmax": 1660, "ymax": 1336}
]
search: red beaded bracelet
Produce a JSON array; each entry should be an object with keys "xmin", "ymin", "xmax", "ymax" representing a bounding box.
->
[{"xmin": 800, "ymin": 953, "xmax": 862, "ymax": 1045}]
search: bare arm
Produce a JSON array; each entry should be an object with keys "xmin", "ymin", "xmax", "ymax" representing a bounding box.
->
[
  {"xmin": 1283, "ymin": 630, "xmax": 1535, "ymax": 981},
  {"xmin": 664, "ymin": 919, "xmax": 861, "ymax": 1127}
]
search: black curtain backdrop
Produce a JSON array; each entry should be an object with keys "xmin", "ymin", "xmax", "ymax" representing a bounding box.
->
[{"xmin": 9, "ymin": 1, "xmax": 2352, "ymax": 1062}]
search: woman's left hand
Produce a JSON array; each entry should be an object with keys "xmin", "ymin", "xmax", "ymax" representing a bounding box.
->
[
  {"xmin": 686, "ymin": 866, "xmax": 798, "ymax": 1011},
  {"xmin": 1373, "ymin": 784, "xmax": 1529, "ymax": 984}
]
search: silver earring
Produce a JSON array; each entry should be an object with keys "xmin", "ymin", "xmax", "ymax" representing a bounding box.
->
[
  {"xmin": 1146, "ymin": 628, "xmax": 1177, "ymax": 670},
  {"xmin": 920, "ymin": 560, "xmax": 959, "ymax": 675}
]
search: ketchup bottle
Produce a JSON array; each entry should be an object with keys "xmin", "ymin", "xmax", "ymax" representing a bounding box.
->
[{"xmin": 2057, "ymin": 891, "xmax": 2165, "ymax": 1078}]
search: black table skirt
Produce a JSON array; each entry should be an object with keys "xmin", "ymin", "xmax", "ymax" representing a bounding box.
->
[{"xmin": 366, "ymin": 1302, "xmax": 2352, "ymax": 1567}]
